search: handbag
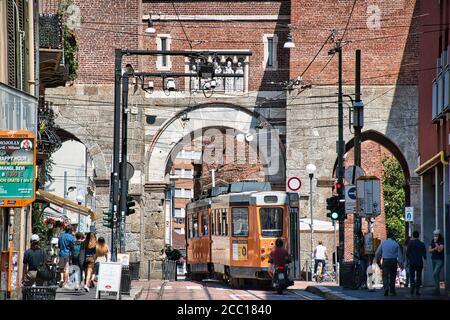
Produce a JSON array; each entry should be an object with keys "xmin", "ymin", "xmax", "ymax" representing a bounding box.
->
[{"xmin": 36, "ymin": 249, "xmax": 53, "ymax": 281}]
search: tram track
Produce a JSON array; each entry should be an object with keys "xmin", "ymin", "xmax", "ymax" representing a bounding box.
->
[{"xmin": 157, "ymin": 281, "xmax": 168, "ymax": 300}]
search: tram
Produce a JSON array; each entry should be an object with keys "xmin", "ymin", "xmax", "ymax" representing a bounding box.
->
[{"xmin": 185, "ymin": 182, "xmax": 300, "ymax": 287}]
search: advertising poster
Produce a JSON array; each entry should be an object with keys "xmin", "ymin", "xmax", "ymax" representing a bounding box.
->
[{"xmin": 0, "ymin": 130, "xmax": 36, "ymax": 207}]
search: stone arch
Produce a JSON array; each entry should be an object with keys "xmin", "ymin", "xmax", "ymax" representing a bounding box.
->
[
  {"xmin": 55, "ymin": 116, "xmax": 108, "ymax": 178},
  {"xmin": 145, "ymin": 103, "xmax": 286, "ymax": 186}
]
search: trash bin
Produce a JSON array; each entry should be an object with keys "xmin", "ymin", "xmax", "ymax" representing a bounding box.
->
[
  {"xmin": 129, "ymin": 262, "xmax": 140, "ymax": 280},
  {"xmin": 22, "ymin": 286, "xmax": 58, "ymax": 300},
  {"xmin": 121, "ymin": 266, "xmax": 131, "ymax": 295},
  {"xmin": 341, "ymin": 262, "xmax": 356, "ymax": 289}
]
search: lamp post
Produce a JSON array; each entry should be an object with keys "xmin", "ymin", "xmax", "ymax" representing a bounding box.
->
[
  {"xmin": 76, "ymin": 194, "xmax": 84, "ymax": 232},
  {"xmin": 306, "ymin": 163, "xmax": 316, "ymax": 282}
]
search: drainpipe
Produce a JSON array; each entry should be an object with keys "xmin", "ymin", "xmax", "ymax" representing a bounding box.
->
[{"xmin": 27, "ymin": 0, "xmax": 35, "ymax": 96}]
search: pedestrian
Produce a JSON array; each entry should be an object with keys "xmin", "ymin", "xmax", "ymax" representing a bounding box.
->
[
  {"xmin": 22, "ymin": 234, "xmax": 47, "ymax": 286},
  {"xmin": 83, "ymin": 232, "xmax": 97, "ymax": 292},
  {"xmin": 406, "ymin": 230, "xmax": 426, "ymax": 296},
  {"xmin": 428, "ymin": 229, "xmax": 444, "ymax": 295},
  {"xmin": 70, "ymin": 232, "xmax": 84, "ymax": 291},
  {"xmin": 58, "ymin": 225, "xmax": 75, "ymax": 288},
  {"xmin": 402, "ymin": 236, "xmax": 411, "ymax": 287},
  {"xmin": 313, "ymin": 241, "xmax": 328, "ymax": 276},
  {"xmin": 375, "ymin": 231, "xmax": 403, "ymax": 296},
  {"xmin": 93, "ymin": 237, "xmax": 110, "ymax": 283}
]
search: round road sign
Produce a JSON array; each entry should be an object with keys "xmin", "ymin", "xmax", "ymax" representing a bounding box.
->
[
  {"xmin": 287, "ymin": 177, "xmax": 302, "ymax": 191},
  {"xmin": 348, "ymin": 186, "xmax": 357, "ymax": 200}
]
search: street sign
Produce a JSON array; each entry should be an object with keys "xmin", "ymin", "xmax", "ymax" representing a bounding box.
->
[
  {"xmin": 345, "ymin": 185, "xmax": 356, "ymax": 214},
  {"xmin": 0, "ymin": 130, "xmax": 36, "ymax": 207},
  {"xmin": 356, "ymin": 176, "xmax": 381, "ymax": 217},
  {"xmin": 287, "ymin": 177, "xmax": 302, "ymax": 191},
  {"xmin": 344, "ymin": 165, "xmax": 365, "ymax": 184},
  {"xmin": 96, "ymin": 262, "xmax": 122, "ymax": 300},
  {"xmin": 404, "ymin": 207, "xmax": 414, "ymax": 222}
]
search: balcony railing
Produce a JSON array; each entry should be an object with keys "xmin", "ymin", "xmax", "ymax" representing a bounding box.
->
[{"xmin": 39, "ymin": 13, "xmax": 63, "ymax": 50}]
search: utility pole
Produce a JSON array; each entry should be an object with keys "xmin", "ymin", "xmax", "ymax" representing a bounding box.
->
[
  {"xmin": 336, "ymin": 42, "xmax": 345, "ymax": 285},
  {"xmin": 111, "ymin": 49, "xmax": 122, "ymax": 262},
  {"xmin": 119, "ymin": 71, "xmax": 129, "ymax": 253},
  {"xmin": 353, "ymin": 50, "xmax": 364, "ymax": 266},
  {"xmin": 63, "ymin": 171, "xmax": 67, "ymax": 216}
]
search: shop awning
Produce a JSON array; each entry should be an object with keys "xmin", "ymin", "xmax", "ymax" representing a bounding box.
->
[
  {"xmin": 415, "ymin": 151, "xmax": 448, "ymax": 176},
  {"xmin": 36, "ymin": 189, "xmax": 94, "ymax": 218}
]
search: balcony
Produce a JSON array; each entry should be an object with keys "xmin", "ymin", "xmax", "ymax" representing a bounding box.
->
[{"xmin": 39, "ymin": 13, "xmax": 69, "ymax": 88}]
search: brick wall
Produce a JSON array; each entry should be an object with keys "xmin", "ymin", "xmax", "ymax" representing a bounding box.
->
[
  {"xmin": 342, "ymin": 140, "xmax": 395, "ymax": 261},
  {"xmin": 290, "ymin": 0, "xmax": 419, "ymax": 85}
]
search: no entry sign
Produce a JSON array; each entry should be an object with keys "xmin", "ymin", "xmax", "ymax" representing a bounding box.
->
[{"xmin": 287, "ymin": 177, "xmax": 302, "ymax": 191}]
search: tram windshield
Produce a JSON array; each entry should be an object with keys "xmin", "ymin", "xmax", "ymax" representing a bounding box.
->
[{"xmin": 260, "ymin": 207, "xmax": 283, "ymax": 237}]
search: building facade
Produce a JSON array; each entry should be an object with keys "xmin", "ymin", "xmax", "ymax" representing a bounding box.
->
[
  {"xmin": 416, "ymin": 0, "xmax": 450, "ymax": 290},
  {"xmin": 43, "ymin": 0, "xmax": 421, "ymax": 279}
]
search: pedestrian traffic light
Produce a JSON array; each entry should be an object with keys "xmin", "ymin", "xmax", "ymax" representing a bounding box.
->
[
  {"xmin": 103, "ymin": 210, "xmax": 113, "ymax": 228},
  {"xmin": 126, "ymin": 195, "xmax": 136, "ymax": 216},
  {"xmin": 335, "ymin": 182, "xmax": 344, "ymax": 195}
]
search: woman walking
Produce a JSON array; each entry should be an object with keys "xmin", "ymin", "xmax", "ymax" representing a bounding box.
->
[
  {"xmin": 83, "ymin": 232, "xmax": 97, "ymax": 292},
  {"xmin": 93, "ymin": 237, "xmax": 110, "ymax": 284},
  {"xmin": 429, "ymin": 229, "xmax": 445, "ymax": 295}
]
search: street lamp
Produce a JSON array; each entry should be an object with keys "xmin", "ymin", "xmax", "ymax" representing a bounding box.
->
[
  {"xmin": 76, "ymin": 194, "xmax": 84, "ymax": 232},
  {"xmin": 284, "ymin": 24, "xmax": 296, "ymax": 49},
  {"xmin": 306, "ymin": 163, "xmax": 316, "ymax": 281},
  {"xmin": 145, "ymin": 14, "xmax": 156, "ymax": 34}
]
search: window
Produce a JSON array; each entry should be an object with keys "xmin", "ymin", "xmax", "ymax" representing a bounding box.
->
[
  {"xmin": 217, "ymin": 209, "xmax": 228, "ymax": 236},
  {"xmin": 260, "ymin": 207, "xmax": 283, "ymax": 237},
  {"xmin": 202, "ymin": 210, "xmax": 208, "ymax": 236},
  {"xmin": 267, "ymin": 38, "xmax": 273, "ymax": 67},
  {"xmin": 232, "ymin": 207, "xmax": 248, "ymax": 237},
  {"xmin": 211, "ymin": 210, "xmax": 216, "ymax": 235},
  {"xmin": 161, "ymin": 37, "xmax": 167, "ymax": 67},
  {"xmin": 188, "ymin": 216, "xmax": 193, "ymax": 238},
  {"xmin": 193, "ymin": 213, "xmax": 198, "ymax": 238},
  {"xmin": 157, "ymin": 34, "xmax": 171, "ymax": 70},
  {"xmin": 263, "ymin": 34, "xmax": 278, "ymax": 70},
  {"xmin": 184, "ymin": 169, "xmax": 193, "ymax": 178},
  {"xmin": 174, "ymin": 208, "xmax": 185, "ymax": 218},
  {"xmin": 174, "ymin": 168, "xmax": 183, "ymax": 176},
  {"xmin": 174, "ymin": 188, "xmax": 182, "ymax": 197}
]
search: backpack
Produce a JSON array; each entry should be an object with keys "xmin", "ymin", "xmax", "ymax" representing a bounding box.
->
[
  {"xmin": 36, "ymin": 249, "xmax": 53, "ymax": 281},
  {"xmin": 73, "ymin": 241, "xmax": 82, "ymax": 259}
]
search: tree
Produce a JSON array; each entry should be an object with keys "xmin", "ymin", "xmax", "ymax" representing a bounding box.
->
[
  {"xmin": 165, "ymin": 245, "xmax": 182, "ymax": 261},
  {"xmin": 382, "ymin": 156, "xmax": 406, "ymax": 242}
]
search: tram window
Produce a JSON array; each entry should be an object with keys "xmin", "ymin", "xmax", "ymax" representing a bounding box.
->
[
  {"xmin": 188, "ymin": 216, "xmax": 193, "ymax": 238},
  {"xmin": 202, "ymin": 210, "xmax": 208, "ymax": 236},
  {"xmin": 260, "ymin": 207, "xmax": 283, "ymax": 237},
  {"xmin": 211, "ymin": 210, "xmax": 215, "ymax": 235},
  {"xmin": 232, "ymin": 207, "xmax": 249, "ymax": 237},
  {"xmin": 193, "ymin": 213, "xmax": 199, "ymax": 238},
  {"xmin": 221, "ymin": 209, "xmax": 228, "ymax": 236}
]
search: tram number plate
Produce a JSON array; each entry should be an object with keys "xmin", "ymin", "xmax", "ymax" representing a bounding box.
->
[
  {"xmin": 232, "ymin": 240, "xmax": 248, "ymax": 261},
  {"xmin": 278, "ymin": 273, "xmax": 285, "ymax": 280}
]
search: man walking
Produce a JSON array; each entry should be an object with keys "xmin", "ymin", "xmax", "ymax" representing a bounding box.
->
[
  {"xmin": 375, "ymin": 231, "xmax": 403, "ymax": 296},
  {"xmin": 406, "ymin": 231, "xmax": 426, "ymax": 296},
  {"xmin": 58, "ymin": 225, "xmax": 75, "ymax": 288},
  {"xmin": 22, "ymin": 234, "xmax": 47, "ymax": 286}
]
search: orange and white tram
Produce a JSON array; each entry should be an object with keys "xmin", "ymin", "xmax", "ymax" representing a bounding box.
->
[{"xmin": 185, "ymin": 182, "xmax": 300, "ymax": 287}]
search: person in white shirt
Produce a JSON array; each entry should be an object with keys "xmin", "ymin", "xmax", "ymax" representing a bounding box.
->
[{"xmin": 314, "ymin": 241, "xmax": 328, "ymax": 275}]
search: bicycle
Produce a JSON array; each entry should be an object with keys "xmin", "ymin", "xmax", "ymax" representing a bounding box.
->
[{"xmin": 349, "ymin": 252, "xmax": 364, "ymax": 290}]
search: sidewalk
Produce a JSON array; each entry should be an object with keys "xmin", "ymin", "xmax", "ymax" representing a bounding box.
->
[
  {"xmin": 305, "ymin": 284, "xmax": 450, "ymax": 300},
  {"xmin": 55, "ymin": 281, "xmax": 144, "ymax": 300}
]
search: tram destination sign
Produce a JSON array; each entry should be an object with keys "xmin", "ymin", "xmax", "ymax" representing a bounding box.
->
[{"xmin": 0, "ymin": 131, "xmax": 36, "ymax": 207}]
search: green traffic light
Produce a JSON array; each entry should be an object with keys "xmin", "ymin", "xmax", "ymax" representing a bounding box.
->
[{"xmin": 331, "ymin": 212, "xmax": 339, "ymax": 220}]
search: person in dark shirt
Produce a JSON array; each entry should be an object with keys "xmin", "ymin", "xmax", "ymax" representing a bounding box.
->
[
  {"xmin": 269, "ymin": 238, "xmax": 290, "ymax": 267},
  {"xmin": 22, "ymin": 234, "xmax": 47, "ymax": 286},
  {"xmin": 406, "ymin": 230, "xmax": 426, "ymax": 296},
  {"xmin": 429, "ymin": 229, "xmax": 444, "ymax": 295}
]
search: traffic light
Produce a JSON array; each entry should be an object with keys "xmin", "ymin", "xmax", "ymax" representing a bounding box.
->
[
  {"xmin": 126, "ymin": 195, "xmax": 136, "ymax": 216},
  {"xmin": 103, "ymin": 210, "xmax": 113, "ymax": 228},
  {"xmin": 335, "ymin": 182, "xmax": 344, "ymax": 196},
  {"xmin": 326, "ymin": 195, "xmax": 346, "ymax": 221}
]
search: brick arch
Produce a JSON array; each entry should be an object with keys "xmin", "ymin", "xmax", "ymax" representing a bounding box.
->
[
  {"xmin": 145, "ymin": 103, "xmax": 286, "ymax": 185},
  {"xmin": 333, "ymin": 129, "xmax": 411, "ymax": 204},
  {"xmin": 54, "ymin": 116, "xmax": 108, "ymax": 178}
]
